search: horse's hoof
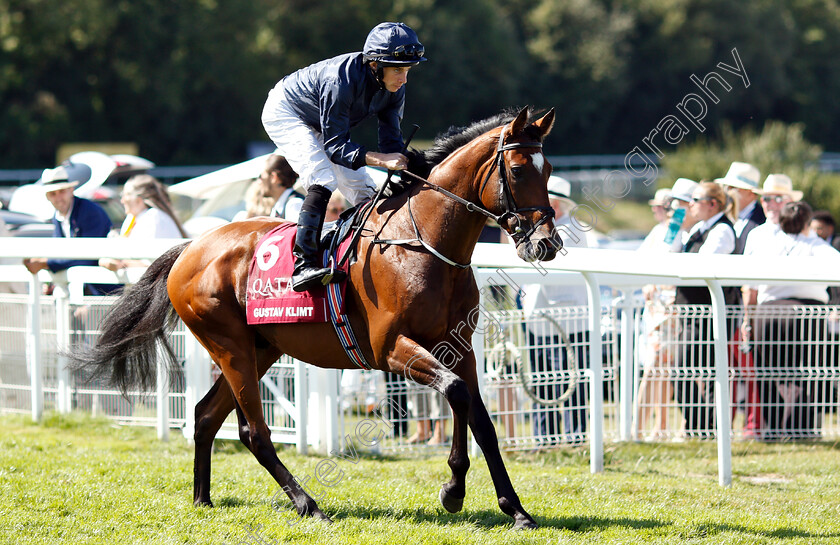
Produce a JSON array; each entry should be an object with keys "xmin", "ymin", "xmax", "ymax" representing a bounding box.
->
[
  {"xmin": 513, "ymin": 516, "xmax": 538, "ymax": 530},
  {"xmin": 312, "ymin": 509, "xmax": 333, "ymax": 524},
  {"xmin": 439, "ymin": 487, "xmax": 464, "ymax": 513}
]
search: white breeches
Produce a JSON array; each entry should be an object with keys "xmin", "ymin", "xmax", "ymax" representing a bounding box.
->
[{"xmin": 261, "ymin": 84, "xmax": 377, "ymax": 206}]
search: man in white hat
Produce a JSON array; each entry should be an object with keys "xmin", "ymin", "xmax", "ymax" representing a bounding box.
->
[
  {"xmin": 23, "ymin": 164, "xmax": 115, "ymax": 294},
  {"xmin": 740, "ymin": 173, "xmax": 806, "ymax": 420},
  {"xmin": 716, "ymin": 161, "xmax": 765, "ymax": 254},
  {"xmin": 520, "ymin": 175, "xmax": 590, "ymax": 446}
]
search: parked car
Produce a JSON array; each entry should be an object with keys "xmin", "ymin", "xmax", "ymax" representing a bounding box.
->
[{"xmin": 0, "ymin": 207, "xmax": 50, "ymax": 235}]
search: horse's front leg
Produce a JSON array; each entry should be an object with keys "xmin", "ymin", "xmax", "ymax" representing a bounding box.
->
[
  {"xmin": 461, "ymin": 357, "xmax": 538, "ymax": 529},
  {"xmin": 393, "ymin": 338, "xmax": 471, "ymax": 513}
]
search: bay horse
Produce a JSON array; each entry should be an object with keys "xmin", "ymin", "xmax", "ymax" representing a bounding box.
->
[{"xmin": 74, "ymin": 107, "xmax": 561, "ymax": 529}]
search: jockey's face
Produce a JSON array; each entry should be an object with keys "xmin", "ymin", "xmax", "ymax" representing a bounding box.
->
[{"xmin": 375, "ymin": 64, "xmax": 411, "ymax": 93}]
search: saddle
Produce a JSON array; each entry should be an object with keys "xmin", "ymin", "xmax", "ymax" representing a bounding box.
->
[{"xmin": 244, "ymin": 208, "xmax": 363, "ymax": 323}]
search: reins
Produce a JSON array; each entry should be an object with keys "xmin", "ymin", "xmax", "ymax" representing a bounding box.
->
[
  {"xmin": 337, "ymin": 125, "xmax": 555, "ymax": 271},
  {"xmin": 370, "ymin": 128, "xmax": 554, "ymax": 268}
]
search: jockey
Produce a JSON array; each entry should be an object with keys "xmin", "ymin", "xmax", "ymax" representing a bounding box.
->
[{"xmin": 261, "ymin": 21, "xmax": 427, "ymax": 292}]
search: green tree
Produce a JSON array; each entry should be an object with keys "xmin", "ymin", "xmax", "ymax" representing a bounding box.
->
[{"xmin": 660, "ymin": 120, "xmax": 840, "ymax": 217}]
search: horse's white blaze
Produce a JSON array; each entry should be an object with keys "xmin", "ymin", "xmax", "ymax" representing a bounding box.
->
[{"xmin": 531, "ymin": 153, "xmax": 544, "ymax": 174}]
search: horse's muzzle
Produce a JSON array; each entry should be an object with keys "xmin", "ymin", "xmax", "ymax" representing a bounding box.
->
[{"xmin": 515, "ymin": 230, "xmax": 563, "ymax": 262}]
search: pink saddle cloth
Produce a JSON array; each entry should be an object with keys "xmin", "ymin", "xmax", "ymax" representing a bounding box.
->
[{"xmin": 246, "ymin": 223, "xmax": 351, "ymax": 324}]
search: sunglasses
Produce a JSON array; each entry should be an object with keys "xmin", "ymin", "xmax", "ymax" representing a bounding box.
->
[
  {"xmin": 761, "ymin": 195, "xmax": 789, "ymax": 204},
  {"xmin": 392, "ymin": 43, "xmax": 424, "ymax": 60}
]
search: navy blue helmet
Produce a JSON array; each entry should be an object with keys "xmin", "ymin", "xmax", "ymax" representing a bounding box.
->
[{"xmin": 363, "ymin": 22, "xmax": 427, "ymax": 65}]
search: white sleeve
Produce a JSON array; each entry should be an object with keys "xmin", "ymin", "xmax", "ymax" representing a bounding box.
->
[{"xmin": 285, "ymin": 199, "xmax": 302, "ymax": 223}]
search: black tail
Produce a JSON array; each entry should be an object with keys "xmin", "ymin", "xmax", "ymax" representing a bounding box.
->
[{"xmin": 69, "ymin": 242, "xmax": 190, "ymax": 395}]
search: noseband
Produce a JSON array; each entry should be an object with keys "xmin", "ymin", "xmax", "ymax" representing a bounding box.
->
[
  {"xmin": 478, "ymin": 126, "xmax": 555, "ymax": 245},
  {"xmin": 375, "ymin": 126, "xmax": 555, "ymax": 268}
]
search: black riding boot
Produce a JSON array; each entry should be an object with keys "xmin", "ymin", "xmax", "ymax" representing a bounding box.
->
[{"xmin": 292, "ymin": 186, "xmax": 345, "ymax": 292}]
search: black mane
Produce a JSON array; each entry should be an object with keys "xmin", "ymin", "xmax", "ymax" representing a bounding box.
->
[{"xmin": 406, "ymin": 109, "xmax": 520, "ymax": 178}]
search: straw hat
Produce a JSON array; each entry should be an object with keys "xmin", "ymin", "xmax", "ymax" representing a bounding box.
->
[
  {"xmin": 670, "ymin": 178, "xmax": 699, "ymax": 202},
  {"xmin": 547, "ymin": 175, "xmax": 574, "ymax": 203},
  {"xmin": 40, "ymin": 166, "xmax": 79, "ymax": 193},
  {"xmin": 715, "ymin": 161, "xmax": 761, "ymax": 192},
  {"xmin": 758, "ymin": 174, "xmax": 803, "ymax": 201},
  {"xmin": 648, "ymin": 188, "xmax": 671, "ymax": 206}
]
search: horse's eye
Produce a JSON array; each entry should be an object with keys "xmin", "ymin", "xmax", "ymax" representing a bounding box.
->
[{"xmin": 510, "ymin": 165, "xmax": 525, "ymax": 178}]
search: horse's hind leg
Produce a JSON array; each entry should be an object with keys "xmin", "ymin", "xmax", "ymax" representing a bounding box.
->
[
  {"xmin": 193, "ymin": 342, "xmax": 283, "ymax": 507},
  {"xmin": 193, "ymin": 376, "xmax": 234, "ymax": 506},
  {"xmin": 212, "ymin": 338, "xmax": 330, "ymax": 522}
]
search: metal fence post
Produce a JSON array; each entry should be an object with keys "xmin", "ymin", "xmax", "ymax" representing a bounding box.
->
[
  {"xmin": 617, "ymin": 289, "xmax": 635, "ymax": 441},
  {"xmin": 294, "ymin": 359, "xmax": 309, "ymax": 454},
  {"xmin": 53, "ymin": 277, "xmax": 72, "ymax": 414},
  {"xmin": 307, "ymin": 367, "xmax": 339, "ymax": 454},
  {"xmin": 705, "ymin": 279, "xmax": 732, "ymax": 486},
  {"xmin": 182, "ymin": 330, "xmax": 211, "ymax": 443},
  {"xmin": 156, "ymin": 345, "xmax": 170, "ymax": 441},
  {"xmin": 582, "ymin": 272, "xmax": 603, "ymax": 474},
  {"xmin": 27, "ymin": 274, "xmax": 43, "ymax": 422},
  {"xmin": 470, "ymin": 273, "xmax": 487, "ymax": 458}
]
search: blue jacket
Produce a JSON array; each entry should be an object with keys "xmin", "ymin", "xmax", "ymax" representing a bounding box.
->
[
  {"xmin": 280, "ymin": 53, "xmax": 405, "ymax": 170},
  {"xmin": 48, "ymin": 196, "xmax": 116, "ymax": 295}
]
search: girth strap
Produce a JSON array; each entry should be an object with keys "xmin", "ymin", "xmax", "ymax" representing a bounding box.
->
[{"xmin": 323, "ymin": 246, "xmax": 372, "ymax": 370}]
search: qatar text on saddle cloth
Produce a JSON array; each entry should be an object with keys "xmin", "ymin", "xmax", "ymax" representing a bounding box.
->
[{"xmin": 246, "ymin": 223, "xmax": 351, "ymax": 324}]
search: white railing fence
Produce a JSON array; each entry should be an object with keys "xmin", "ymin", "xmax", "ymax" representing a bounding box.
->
[{"xmin": 3, "ymin": 238, "xmax": 840, "ymax": 486}]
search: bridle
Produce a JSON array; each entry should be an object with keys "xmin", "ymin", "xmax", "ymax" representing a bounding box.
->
[
  {"xmin": 478, "ymin": 126, "xmax": 555, "ymax": 245},
  {"xmin": 372, "ymin": 126, "xmax": 555, "ymax": 268}
]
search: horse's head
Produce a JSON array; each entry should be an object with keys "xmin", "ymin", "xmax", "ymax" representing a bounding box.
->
[{"xmin": 480, "ymin": 107, "xmax": 562, "ymax": 262}]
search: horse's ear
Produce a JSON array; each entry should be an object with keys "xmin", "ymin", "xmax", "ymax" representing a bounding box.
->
[
  {"xmin": 510, "ymin": 107, "xmax": 530, "ymax": 134},
  {"xmin": 532, "ymin": 108, "xmax": 555, "ymax": 139}
]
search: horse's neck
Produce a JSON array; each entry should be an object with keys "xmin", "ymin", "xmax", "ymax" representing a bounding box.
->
[{"xmin": 409, "ymin": 137, "xmax": 497, "ymax": 264}]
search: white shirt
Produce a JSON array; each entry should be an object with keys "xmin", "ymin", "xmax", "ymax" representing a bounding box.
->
[
  {"xmin": 684, "ymin": 211, "xmax": 735, "ymax": 254},
  {"xmin": 637, "ymin": 221, "xmax": 677, "ymax": 253},
  {"xmin": 521, "ymin": 214, "xmax": 589, "ymax": 336},
  {"xmin": 270, "ymin": 188, "xmax": 303, "ymax": 222},
  {"xmin": 748, "ymin": 228, "xmax": 835, "ymax": 304},
  {"xmin": 55, "ymin": 202, "xmax": 74, "ymax": 238},
  {"xmin": 120, "ymin": 207, "xmax": 183, "ymax": 239},
  {"xmin": 742, "ymin": 221, "xmax": 780, "ymax": 257}
]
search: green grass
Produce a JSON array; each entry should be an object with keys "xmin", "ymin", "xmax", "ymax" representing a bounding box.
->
[{"xmin": 2, "ymin": 413, "xmax": 840, "ymax": 544}]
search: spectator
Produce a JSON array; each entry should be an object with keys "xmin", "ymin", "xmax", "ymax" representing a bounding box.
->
[
  {"xmin": 406, "ymin": 391, "xmax": 448, "ymax": 445},
  {"xmin": 22, "ymin": 165, "xmax": 116, "ymax": 295},
  {"xmin": 716, "ymin": 162, "xmax": 764, "ymax": 254},
  {"xmin": 232, "ymin": 155, "xmax": 301, "ymax": 221},
  {"xmin": 324, "ymin": 191, "xmax": 348, "ymax": 222},
  {"xmin": 810, "ymin": 210, "xmax": 840, "ymax": 251},
  {"xmin": 810, "ymin": 210, "xmax": 840, "ymax": 304},
  {"xmin": 98, "ymin": 174, "xmax": 188, "ymax": 271},
  {"xmin": 521, "ymin": 176, "xmax": 589, "ymax": 446},
  {"xmin": 647, "ymin": 178, "xmax": 698, "ymax": 253},
  {"xmin": 636, "ymin": 187, "xmax": 678, "ymax": 440},
  {"xmin": 266, "ymin": 155, "xmax": 303, "ymax": 221},
  {"xmin": 238, "ymin": 180, "xmax": 276, "ymax": 220},
  {"xmin": 636, "ymin": 188, "xmax": 671, "ymax": 253},
  {"xmin": 744, "ymin": 199, "xmax": 837, "ymax": 439},
  {"xmin": 673, "ymin": 181, "xmax": 736, "ymax": 438}
]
